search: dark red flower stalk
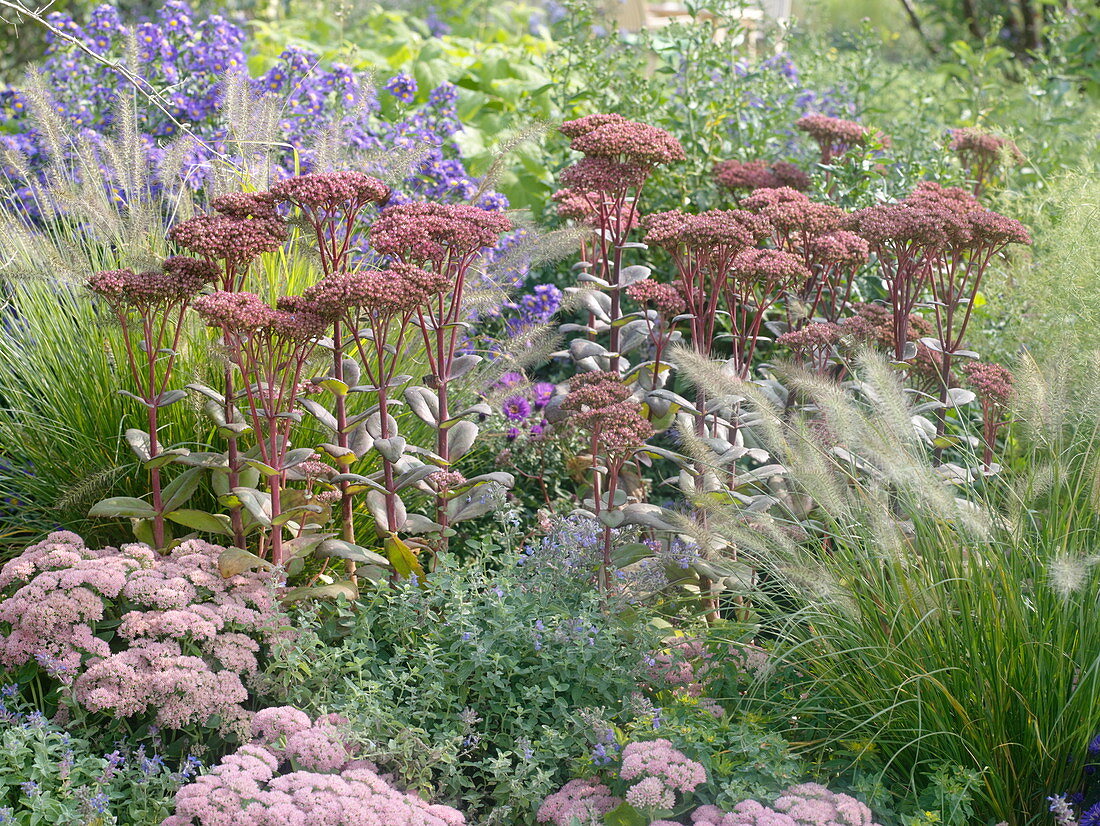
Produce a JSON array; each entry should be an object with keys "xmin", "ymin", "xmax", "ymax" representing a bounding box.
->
[
  {"xmin": 849, "ymin": 190, "xmax": 966, "ymax": 363},
  {"xmin": 724, "ymin": 248, "xmax": 811, "ymax": 380},
  {"xmin": 298, "ymin": 265, "xmax": 449, "ymax": 536},
  {"xmin": 168, "ymin": 196, "xmax": 287, "ymax": 547},
  {"xmin": 806, "ymin": 231, "xmax": 870, "ymax": 322},
  {"xmin": 561, "ymin": 371, "xmax": 653, "ymax": 592},
  {"xmin": 907, "ymin": 182, "xmax": 1030, "ymax": 441},
  {"xmin": 192, "ymin": 291, "xmax": 328, "ymax": 565},
  {"xmin": 625, "ymin": 279, "xmax": 685, "ymax": 389},
  {"xmin": 271, "ymin": 172, "xmax": 391, "ymax": 549},
  {"xmin": 558, "ymin": 115, "xmax": 685, "ymax": 373},
  {"xmin": 87, "ymin": 257, "xmax": 218, "ymax": 549},
  {"xmin": 370, "ymin": 201, "xmax": 512, "ymax": 540},
  {"xmin": 777, "ymin": 322, "xmax": 845, "ymax": 376},
  {"xmin": 740, "ymin": 187, "xmax": 847, "ymax": 328},
  {"xmin": 950, "ymin": 127, "xmax": 1024, "ymax": 197},
  {"xmin": 961, "ymin": 360, "xmax": 1014, "ymax": 469},
  {"xmin": 795, "ymin": 114, "xmax": 872, "ymax": 164}
]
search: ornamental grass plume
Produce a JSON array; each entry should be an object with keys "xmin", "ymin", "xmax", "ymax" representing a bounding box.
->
[
  {"xmin": 949, "ymin": 127, "xmax": 1024, "ymax": 197},
  {"xmin": 192, "ymin": 291, "xmax": 328, "ymax": 565},
  {"xmin": 794, "ymin": 115, "xmax": 870, "ymax": 164},
  {"xmin": 162, "ymin": 707, "xmax": 465, "ymax": 825},
  {"xmin": 87, "ymin": 257, "xmax": 218, "ymax": 548},
  {"xmin": 370, "ymin": 202, "xmax": 512, "ymax": 541},
  {"xmin": 962, "ymin": 361, "xmax": 1014, "ymax": 469},
  {"xmin": 0, "ymin": 532, "xmax": 284, "ymax": 733}
]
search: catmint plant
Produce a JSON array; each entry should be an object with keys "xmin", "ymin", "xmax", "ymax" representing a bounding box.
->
[{"xmin": 86, "ymin": 257, "xmax": 218, "ymax": 548}]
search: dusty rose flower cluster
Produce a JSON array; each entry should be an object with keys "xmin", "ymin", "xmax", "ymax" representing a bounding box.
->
[
  {"xmin": 693, "ymin": 801, "xmax": 798, "ymax": 826},
  {"xmin": 553, "ymin": 187, "xmax": 641, "ymax": 233},
  {"xmin": 807, "ymin": 231, "xmax": 869, "ymax": 269},
  {"xmin": 298, "ymin": 264, "xmax": 450, "ymax": 320},
  {"xmin": 192, "ymin": 291, "xmax": 327, "ymax": 340},
  {"xmin": 729, "ymin": 248, "xmax": 811, "ymax": 289},
  {"xmin": 838, "ymin": 302, "xmax": 941, "ymax": 388},
  {"xmin": 795, "ymin": 114, "xmax": 874, "ymax": 163},
  {"xmin": 714, "ymin": 159, "xmax": 811, "ymax": 194},
  {"xmin": 558, "ymin": 157, "xmax": 652, "ymax": 197},
  {"xmin": 620, "ymin": 738, "xmax": 707, "ymax": 793},
  {"xmin": 777, "ymin": 323, "xmax": 845, "ymax": 364},
  {"xmin": 536, "ymin": 778, "xmax": 623, "ymax": 826},
  {"xmin": 370, "ymin": 202, "xmax": 512, "ymax": 266},
  {"xmin": 741, "ymin": 188, "xmax": 845, "ymax": 243},
  {"xmin": 950, "ymin": 127, "xmax": 1023, "ymax": 193},
  {"xmin": 270, "ymin": 171, "xmax": 391, "ymax": 211},
  {"xmin": 162, "ymin": 706, "xmax": 465, "ymax": 826},
  {"xmin": 0, "ymin": 532, "xmax": 284, "ymax": 732},
  {"xmin": 87, "ymin": 257, "xmax": 218, "ymax": 308},
  {"xmin": 562, "ymin": 113, "xmax": 686, "ymax": 168},
  {"xmin": 645, "ymin": 209, "xmax": 771, "ymax": 256},
  {"xmin": 626, "ymin": 280, "xmax": 686, "ymax": 315},
  {"xmin": 962, "ymin": 361, "xmax": 1013, "ymax": 406},
  {"xmin": 562, "ymin": 372, "xmax": 654, "ymax": 454},
  {"xmin": 168, "ymin": 195, "xmax": 287, "ymax": 284}
]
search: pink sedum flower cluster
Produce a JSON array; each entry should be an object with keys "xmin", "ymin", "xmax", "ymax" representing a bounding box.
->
[
  {"xmin": 619, "ymin": 738, "xmax": 707, "ymax": 793},
  {"xmin": 162, "ymin": 706, "xmax": 465, "ymax": 826},
  {"xmin": 536, "ymin": 778, "xmax": 622, "ymax": 826},
  {"xmin": 0, "ymin": 532, "xmax": 284, "ymax": 732},
  {"xmin": 694, "ymin": 801, "xmax": 799, "ymax": 826},
  {"xmin": 772, "ymin": 783, "xmax": 880, "ymax": 826},
  {"xmin": 714, "ymin": 160, "xmax": 810, "ymax": 194}
]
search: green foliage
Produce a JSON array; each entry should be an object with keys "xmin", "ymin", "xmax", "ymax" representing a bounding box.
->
[
  {"xmin": 265, "ymin": 553, "xmax": 662, "ymax": 824},
  {"xmin": 0, "ymin": 692, "xmax": 185, "ymax": 825},
  {"xmin": 702, "ymin": 353, "xmax": 1100, "ymax": 825}
]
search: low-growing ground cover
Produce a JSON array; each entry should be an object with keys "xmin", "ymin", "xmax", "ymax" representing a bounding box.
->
[{"xmin": 0, "ymin": 1, "xmax": 1097, "ymax": 824}]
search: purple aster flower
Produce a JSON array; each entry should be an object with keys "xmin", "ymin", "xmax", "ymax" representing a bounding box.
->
[
  {"xmin": 503, "ymin": 395, "xmax": 532, "ymax": 421},
  {"xmin": 532, "ymin": 382, "xmax": 555, "ymax": 409},
  {"xmin": 506, "ymin": 427, "xmax": 520, "ymax": 441},
  {"xmin": 384, "ymin": 72, "xmax": 418, "ymax": 103}
]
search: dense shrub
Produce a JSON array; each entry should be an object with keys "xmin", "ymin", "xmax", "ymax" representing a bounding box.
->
[{"xmin": 266, "ymin": 550, "xmax": 663, "ymax": 823}]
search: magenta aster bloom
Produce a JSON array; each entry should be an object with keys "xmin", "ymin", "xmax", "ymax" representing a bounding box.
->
[
  {"xmin": 532, "ymin": 382, "xmax": 555, "ymax": 409},
  {"xmin": 502, "ymin": 395, "xmax": 532, "ymax": 422}
]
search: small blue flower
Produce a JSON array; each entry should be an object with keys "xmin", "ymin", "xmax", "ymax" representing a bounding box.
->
[{"xmin": 384, "ymin": 73, "xmax": 419, "ymax": 104}]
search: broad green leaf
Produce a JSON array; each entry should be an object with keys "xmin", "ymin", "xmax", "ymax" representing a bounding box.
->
[
  {"xmin": 281, "ymin": 581, "xmax": 358, "ymax": 604},
  {"xmin": 218, "ymin": 546, "xmax": 274, "ymax": 578},
  {"xmin": 384, "ymin": 534, "xmax": 424, "ymax": 580},
  {"xmin": 89, "ymin": 496, "xmax": 157, "ymax": 519},
  {"xmin": 167, "ymin": 509, "xmax": 232, "ymax": 536}
]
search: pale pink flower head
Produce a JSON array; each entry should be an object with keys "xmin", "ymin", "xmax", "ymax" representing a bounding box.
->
[
  {"xmin": 723, "ymin": 799, "xmax": 801, "ymax": 826},
  {"xmin": 772, "ymin": 782, "xmax": 880, "ymax": 826},
  {"xmin": 619, "ymin": 738, "xmax": 707, "ymax": 793},
  {"xmin": 209, "ymin": 191, "xmax": 280, "ymax": 220},
  {"xmin": 193, "ymin": 291, "xmax": 327, "ymax": 340},
  {"xmin": 251, "ymin": 705, "xmax": 313, "ymax": 745},
  {"xmin": 625, "ymin": 776, "xmax": 676, "ymax": 811},
  {"xmin": 560, "ymin": 113, "xmax": 630, "ymax": 139},
  {"xmin": 777, "ymin": 323, "xmax": 844, "ymax": 355},
  {"xmin": 552, "ymin": 188, "xmax": 641, "ymax": 232},
  {"xmin": 537, "ymin": 778, "xmax": 622, "ymax": 826}
]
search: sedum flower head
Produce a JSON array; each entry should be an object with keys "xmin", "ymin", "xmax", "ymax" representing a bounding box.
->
[
  {"xmin": 270, "ymin": 171, "xmax": 391, "ymax": 210},
  {"xmin": 772, "ymin": 782, "xmax": 880, "ymax": 826},
  {"xmin": 729, "ymin": 248, "xmax": 811, "ymax": 289},
  {"xmin": 88, "ymin": 256, "xmax": 217, "ymax": 307},
  {"xmin": 559, "ymin": 157, "xmax": 650, "ymax": 195},
  {"xmin": 715, "ymin": 160, "xmax": 811, "ymax": 193},
  {"xmin": 193, "ymin": 291, "xmax": 328, "ymax": 340},
  {"xmin": 370, "ymin": 202, "xmax": 512, "ymax": 265},
  {"xmin": 569, "ymin": 118, "xmax": 686, "ymax": 167},
  {"xmin": 950, "ymin": 127, "xmax": 1023, "ymax": 167},
  {"xmin": 626, "ymin": 280, "xmax": 686, "ymax": 315},
  {"xmin": 961, "ymin": 361, "xmax": 1014, "ymax": 406},
  {"xmin": 537, "ymin": 778, "xmax": 621, "ymax": 826}
]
